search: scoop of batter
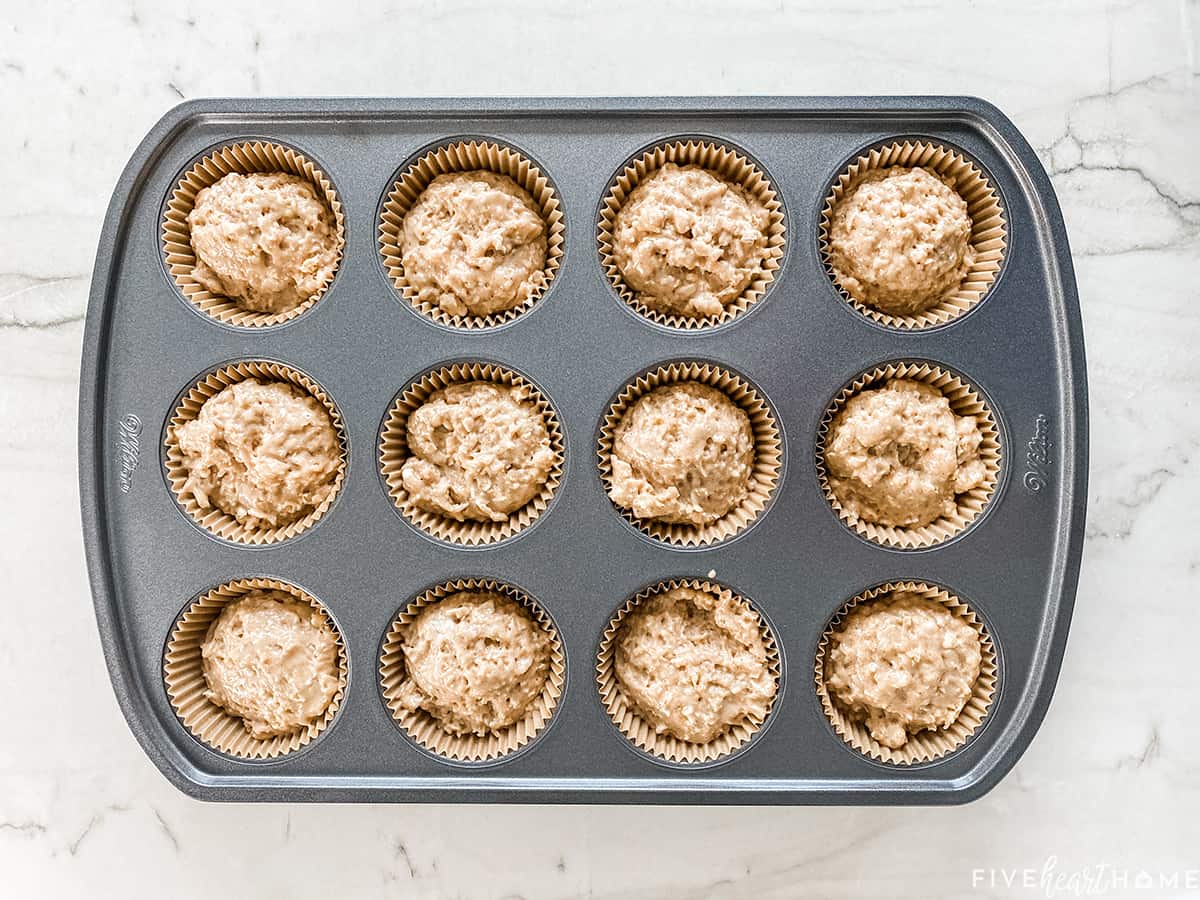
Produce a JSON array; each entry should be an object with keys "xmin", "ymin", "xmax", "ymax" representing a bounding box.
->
[
  {"xmin": 608, "ymin": 382, "xmax": 754, "ymax": 527},
  {"xmin": 396, "ymin": 591, "xmax": 552, "ymax": 736},
  {"xmin": 612, "ymin": 163, "xmax": 771, "ymax": 319},
  {"xmin": 188, "ymin": 172, "xmax": 340, "ymax": 313},
  {"xmin": 615, "ymin": 586, "xmax": 775, "ymax": 744},
  {"xmin": 828, "ymin": 166, "xmax": 975, "ymax": 316},
  {"xmin": 401, "ymin": 382, "xmax": 555, "ymax": 522},
  {"xmin": 399, "ymin": 171, "xmax": 548, "ymax": 318},
  {"xmin": 175, "ymin": 378, "xmax": 341, "ymax": 530},
  {"xmin": 825, "ymin": 378, "xmax": 987, "ymax": 528},
  {"xmin": 201, "ymin": 590, "xmax": 340, "ymax": 739},
  {"xmin": 825, "ymin": 591, "xmax": 982, "ymax": 749}
]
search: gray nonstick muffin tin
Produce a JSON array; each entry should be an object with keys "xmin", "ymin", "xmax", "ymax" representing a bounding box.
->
[{"xmin": 79, "ymin": 97, "xmax": 1087, "ymax": 804}]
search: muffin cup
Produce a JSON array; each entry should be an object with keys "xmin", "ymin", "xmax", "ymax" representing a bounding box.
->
[
  {"xmin": 598, "ymin": 139, "xmax": 786, "ymax": 330},
  {"xmin": 161, "ymin": 140, "xmax": 346, "ymax": 328},
  {"xmin": 378, "ymin": 362, "xmax": 565, "ymax": 546},
  {"xmin": 163, "ymin": 577, "xmax": 348, "ymax": 761},
  {"xmin": 378, "ymin": 578, "xmax": 566, "ymax": 763},
  {"xmin": 815, "ymin": 580, "xmax": 998, "ymax": 765},
  {"xmin": 598, "ymin": 362, "xmax": 782, "ymax": 547},
  {"xmin": 378, "ymin": 140, "xmax": 564, "ymax": 329},
  {"xmin": 815, "ymin": 361, "xmax": 1001, "ymax": 549},
  {"xmin": 164, "ymin": 360, "xmax": 348, "ymax": 545},
  {"xmin": 819, "ymin": 139, "xmax": 1007, "ymax": 329},
  {"xmin": 596, "ymin": 578, "xmax": 781, "ymax": 765}
]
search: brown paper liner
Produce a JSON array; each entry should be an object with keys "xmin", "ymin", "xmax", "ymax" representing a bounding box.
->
[
  {"xmin": 596, "ymin": 578, "xmax": 781, "ymax": 765},
  {"xmin": 378, "ymin": 140, "xmax": 564, "ymax": 329},
  {"xmin": 598, "ymin": 362, "xmax": 781, "ymax": 547},
  {"xmin": 379, "ymin": 578, "xmax": 566, "ymax": 763},
  {"xmin": 164, "ymin": 360, "xmax": 348, "ymax": 545},
  {"xmin": 597, "ymin": 139, "xmax": 786, "ymax": 330},
  {"xmin": 815, "ymin": 581, "xmax": 997, "ymax": 765},
  {"xmin": 378, "ymin": 362, "xmax": 564, "ymax": 545},
  {"xmin": 815, "ymin": 361, "xmax": 1001, "ymax": 549},
  {"xmin": 161, "ymin": 141, "xmax": 346, "ymax": 328},
  {"xmin": 163, "ymin": 577, "xmax": 348, "ymax": 760},
  {"xmin": 819, "ymin": 140, "xmax": 1007, "ymax": 329}
]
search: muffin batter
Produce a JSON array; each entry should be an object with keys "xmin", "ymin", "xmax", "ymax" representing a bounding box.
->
[
  {"xmin": 612, "ymin": 163, "xmax": 771, "ymax": 319},
  {"xmin": 399, "ymin": 171, "xmax": 548, "ymax": 318},
  {"xmin": 825, "ymin": 591, "xmax": 982, "ymax": 749},
  {"xmin": 614, "ymin": 586, "xmax": 775, "ymax": 744},
  {"xmin": 188, "ymin": 172, "xmax": 340, "ymax": 313},
  {"xmin": 401, "ymin": 382, "xmax": 555, "ymax": 522},
  {"xmin": 608, "ymin": 382, "xmax": 754, "ymax": 527},
  {"xmin": 825, "ymin": 378, "xmax": 986, "ymax": 528},
  {"xmin": 175, "ymin": 378, "xmax": 341, "ymax": 530},
  {"xmin": 828, "ymin": 166, "xmax": 975, "ymax": 316},
  {"xmin": 201, "ymin": 590, "xmax": 340, "ymax": 739},
  {"xmin": 396, "ymin": 591, "xmax": 551, "ymax": 736}
]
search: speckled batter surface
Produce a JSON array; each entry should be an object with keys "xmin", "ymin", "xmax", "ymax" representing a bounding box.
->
[
  {"xmin": 608, "ymin": 382, "xmax": 754, "ymax": 527},
  {"xmin": 188, "ymin": 172, "xmax": 339, "ymax": 313},
  {"xmin": 201, "ymin": 590, "xmax": 340, "ymax": 739},
  {"xmin": 396, "ymin": 591, "xmax": 552, "ymax": 736},
  {"xmin": 828, "ymin": 166, "xmax": 974, "ymax": 316},
  {"xmin": 401, "ymin": 381, "xmax": 555, "ymax": 523},
  {"xmin": 612, "ymin": 163, "xmax": 770, "ymax": 319},
  {"xmin": 399, "ymin": 171, "xmax": 548, "ymax": 318},
  {"xmin": 825, "ymin": 591, "xmax": 982, "ymax": 749},
  {"xmin": 175, "ymin": 378, "xmax": 341, "ymax": 530},
  {"xmin": 614, "ymin": 586, "xmax": 775, "ymax": 744},
  {"xmin": 825, "ymin": 378, "xmax": 986, "ymax": 528}
]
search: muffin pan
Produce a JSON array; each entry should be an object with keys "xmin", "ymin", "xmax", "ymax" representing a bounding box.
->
[{"xmin": 79, "ymin": 97, "xmax": 1087, "ymax": 804}]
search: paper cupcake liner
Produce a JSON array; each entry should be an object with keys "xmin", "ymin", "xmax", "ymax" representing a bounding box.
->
[
  {"xmin": 378, "ymin": 140, "xmax": 564, "ymax": 329},
  {"xmin": 378, "ymin": 363, "xmax": 564, "ymax": 545},
  {"xmin": 819, "ymin": 140, "xmax": 1007, "ymax": 329},
  {"xmin": 164, "ymin": 360, "xmax": 348, "ymax": 545},
  {"xmin": 598, "ymin": 139, "xmax": 786, "ymax": 330},
  {"xmin": 815, "ymin": 361, "xmax": 1001, "ymax": 549},
  {"xmin": 596, "ymin": 578, "xmax": 781, "ymax": 765},
  {"xmin": 379, "ymin": 578, "xmax": 566, "ymax": 763},
  {"xmin": 161, "ymin": 140, "xmax": 346, "ymax": 328},
  {"xmin": 598, "ymin": 362, "xmax": 782, "ymax": 547},
  {"xmin": 815, "ymin": 581, "xmax": 997, "ymax": 765},
  {"xmin": 163, "ymin": 577, "xmax": 348, "ymax": 761}
]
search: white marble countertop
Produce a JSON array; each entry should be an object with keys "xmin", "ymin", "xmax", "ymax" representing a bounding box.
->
[{"xmin": 2, "ymin": 1, "xmax": 1197, "ymax": 897}]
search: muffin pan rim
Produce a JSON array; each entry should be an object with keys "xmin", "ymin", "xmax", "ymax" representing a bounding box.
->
[{"xmin": 82, "ymin": 96, "xmax": 1087, "ymax": 804}]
